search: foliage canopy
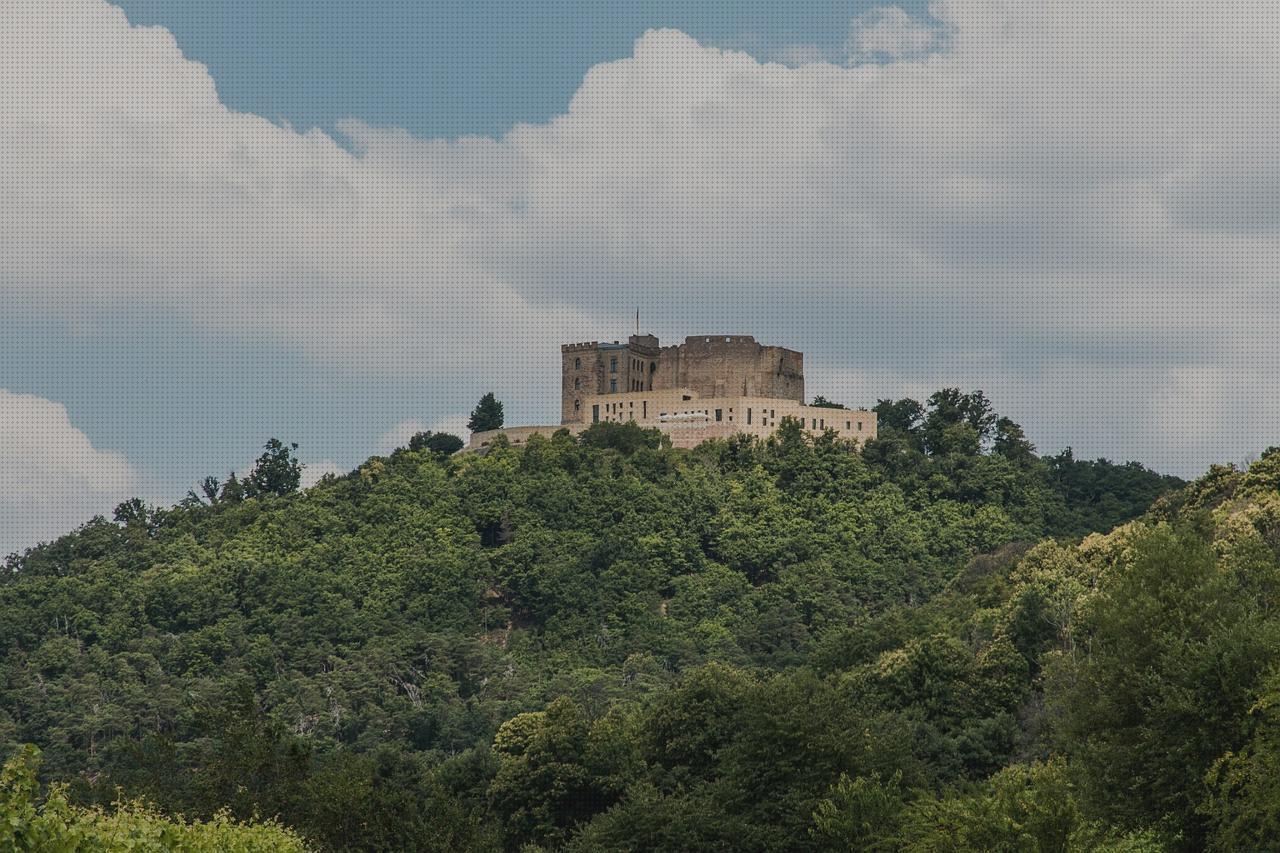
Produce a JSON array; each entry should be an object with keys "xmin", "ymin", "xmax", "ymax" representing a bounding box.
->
[{"xmin": 5, "ymin": 389, "xmax": 1250, "ymax": 852}]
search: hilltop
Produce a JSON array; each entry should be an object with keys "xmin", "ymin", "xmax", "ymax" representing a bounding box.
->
[{"xmin": 8, "ymin": 393, "xmax": 1263, "ymax": 852}]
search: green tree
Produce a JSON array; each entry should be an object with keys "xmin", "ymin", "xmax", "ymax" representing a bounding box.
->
[
  {"xmin": 579, "ymin": 420, "xmax": 667, "ymax": 455},
  {"xmin": 896, "ymin": 760, "xmax": 1084, "ymax": 853},
  {"xmin": 809, "ymin": 395, "xmax": 846, "ymax": 409},
  {"xmin": 182, "ymin": 476, "xmax": 223, "ymax": 507},
  {"xmin": 922, "ymin": 389, "xmax": 996, "ymax": 455},
  {"xmin": 810, "ymin": 772, "xmax": 907, "ymax": 852},
  {"xmin": 993, "ymin": 417, "xmax": 1035, "ymax": 464},
  {"xmin": 0, "ymin": 383, "xmax": 1199, "ymax": 851},
  {"xmin": 409, "ymin": 431, "xmax": 464, "ymax": 455},
  {"xmin": 1202, "ymin": 673, "xmax": 1280, "ymax": 850},
  {"xmin": 489, "ymin": 697, "xmax": 638, "ymax": 848},
  {"xmin": 468, "ymin": 392, "xmax": 505, "ymax": 432},
  {"xmin": 874, "ymin": 398, "xmax": 926, "ymax": 436},
  {"xmin": 112, "ymin": 497, "xmax": 152, "ymax": 528},
  {"xmin": 426, "ymin": 432, "xmax": 464, "ymax": 455},
  {"xmin": 1, "ymin": 745, "xmax": 306, "ymax": 852},
  {"xmin": 246, "ymin": 438, "xmax": 302, "ymax": 496},
  {"xmin": 1045, "ymin": 524, "xmax": 1280, "ymax": 846}
]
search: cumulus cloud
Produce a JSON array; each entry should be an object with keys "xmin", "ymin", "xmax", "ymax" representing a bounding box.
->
[
  {"xmin": 0, "ymin": 388, "xmax": 139, "ymax": 555},
  {"xmin": 846, "ymin": 6, "xmax": 938, "ymax": 63},
  {"xmin": 4, "ymin": 0, "xmax": 1280, "ymax": 479},
  {"xmin": 769, "ymin": 43, "xmax": 836, "ymax": 67},
  {"xmin": 0, "ymin": 0, "xmax": 593, "ymax": 377}
]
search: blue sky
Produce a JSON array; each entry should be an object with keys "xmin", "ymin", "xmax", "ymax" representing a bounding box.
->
[
  {"xmin": 3, "ymin": 0, "xmax": 1279, "ymax": 555},
  {"xmin": 112, "ymin": 1, "xmax": 927, "ymax": 138}
]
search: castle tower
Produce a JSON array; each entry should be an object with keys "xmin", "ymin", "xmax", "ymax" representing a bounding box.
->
[{"xmin": 561, "ymin": 334, "xmax": 663, "ymax": 423}]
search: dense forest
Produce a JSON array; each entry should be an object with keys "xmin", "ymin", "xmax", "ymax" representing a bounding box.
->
[{"xmin": 8, "ymin": 389, "xmax": 1277, "ymax": 851}]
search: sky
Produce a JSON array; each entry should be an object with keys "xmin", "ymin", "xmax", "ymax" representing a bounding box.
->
[{"xmin": 3, "ymin": 0, "xmax": 1280, "ymax": 555}]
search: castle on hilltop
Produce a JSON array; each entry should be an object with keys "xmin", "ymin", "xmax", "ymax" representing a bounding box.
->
[{"xmin": 468, "ymin": 333, "xmax": 877, "ymax": 451}]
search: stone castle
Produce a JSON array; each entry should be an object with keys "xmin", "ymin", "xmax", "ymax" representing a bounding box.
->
[{"xmin": 468, "ymin": 334, "xmax": 877, "ymax": 451}]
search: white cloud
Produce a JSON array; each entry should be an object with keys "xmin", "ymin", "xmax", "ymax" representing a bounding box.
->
[
  {"xmin": 427, "ymin": 413, "xmax": 473, "ymax": 440},
  {"xmin": 0, "ymin": 388, "xmax": 138, "ymax": 555},
  {"xmin": 770, "ymin": 43, "xmax": 835, "ymax": 67},
  {"xmin": 4, "ymin": 0, "xmax": 1280, "ymax": 479},
  {"xmin": 377, "ymin": 414, "xmax": 472, "ymax": 454},
  {"xmin": 11, "ymin": 1, "xmax": 1280, "ymax": 302},
  {"xmin": 0, "ymin": 0, "xmax": 593, "ymax": 378},
  {"xmin": 846, "ymin": 6, "xmax": 938, "ymax": 63},
  {"xmin": 300, "ymin": 459, "xmax": 345, "ymax": 489},
  {"xmin": 378, "ymin": 420, "xmax": 431, "ymax": 454}
]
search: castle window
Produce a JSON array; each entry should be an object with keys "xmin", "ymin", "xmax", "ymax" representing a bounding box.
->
[
  {"xmin": 592, "ymin": 405, "xmax": 599, "ymax": 423},
  {"xmin": 747, "ymin": 408, "xmax": 752, "ymax": 424},
  {"xmin": 811, "ymin": 419, "xmax": 817, "ymax": 429},
  {"xmin": 610, "ymin": 379, "xmax": 617, "ymax": 392},
  {"xmin": 610, "ymin": 357, "xmax": 617, "ymax": 373},
  {"xmin": 820, "ymin": 419, "xmax": 825, "ymax": 429},
  {"xmin": 574, "ymin": 377, "xmax": 581, "ymax": 390},
  {"xmin": 846, "ymin": 421, "xmax": 851, "ymax": 430},
  {"xmin": 643, "ymin": 401, "xmax": 647, "ymax": 418},
  {"xmin": 715, "ymin": 409, "xmax": 722, "ymax": 422},
  {"xmin": 857, "ymin": 421, "xmax": 863, "ymax": 431},
  {"xmin": 574, "ymin": 357, "xmax": 581, "ymax": 370},
  {"xmin": 575, "ymin": 400, "xmax": 581, "ymax": 411}
]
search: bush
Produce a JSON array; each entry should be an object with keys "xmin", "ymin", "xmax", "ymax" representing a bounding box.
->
[{"xmin": 1, "ymin": 745, "xmax": 308, "ymax": 852}]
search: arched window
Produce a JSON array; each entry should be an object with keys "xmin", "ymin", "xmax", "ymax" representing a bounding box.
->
[
  {"xmin": 574, "ymin": 377, "xmax": 581, "ymax": 389},
  {"xmin": 574, "ymin": 357, "xmax": 581, "ymax": 370}
]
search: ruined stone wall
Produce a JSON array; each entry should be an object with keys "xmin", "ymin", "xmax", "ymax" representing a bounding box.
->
[
  {"xmin": 756, "ymin": 345, "xmax": 805, "ymax": 402},
  {"xmin": 565, "ymin": 334, "xmax": 806, "ymax": 422},
  {"xmin": 654, "ymin": 336, "xmax": 805, "ymax": 403}
]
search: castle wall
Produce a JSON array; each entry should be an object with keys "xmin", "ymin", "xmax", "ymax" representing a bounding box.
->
[
  {"xmin": 572, "ymin": 334, "xmax": 806, "ymax": 416},
  {"xmin": 561, "ymin": 342, "xmax": 600, "ymax": 424},
  {"xmin": 579, "ymin": 388, "xmax": 876, "ymax": 448},
  {"xmin": 468, "ymin": 423, "xmax": 587, "ymax": 451},
  {"xmin": 496, "ymin": 333, "xmax": 860, "ymax": 454},
  {"xmin": 561, "ymin": 337, "xmax": 663, "ymax": 423}
]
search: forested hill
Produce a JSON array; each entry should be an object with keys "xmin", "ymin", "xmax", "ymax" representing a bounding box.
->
[{"xmin": 9, "ymin": 391, "xmax": 1261, "ymax": 852}]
